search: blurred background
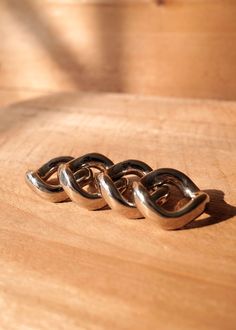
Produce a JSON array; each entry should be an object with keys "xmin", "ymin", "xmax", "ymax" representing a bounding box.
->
[{"xmin": 0, "ymin": 0, "xmax": 236, "ymax": 106}]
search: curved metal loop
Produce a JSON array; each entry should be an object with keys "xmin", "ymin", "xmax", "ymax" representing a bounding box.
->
[
  {"xmin": 96, "ymin": 160, "xmax": 153, "ymax": 218},
  {"xmin": 58, "ymin": 153, "xmax": 114, "ymax": 210},
  {"xmin": 25, "ymin": 156, "xmax": 91, "ymax": 202},
  {"xmin": 133, "ymin": 168, "xmax": 210, "ymax": 230}
]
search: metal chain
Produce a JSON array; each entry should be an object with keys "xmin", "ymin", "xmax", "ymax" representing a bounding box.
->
[{"xmin": 25, "ymin": 153, "xmax": 209, "ymax": 230}]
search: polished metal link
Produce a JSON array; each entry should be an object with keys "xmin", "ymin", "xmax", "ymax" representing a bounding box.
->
[
  {"xmin": 96, "ymin": 160, "xmax": 152, "ymax": 219},
  {"xmin": 58, "ymin": 153, "xmax": 114, "ymax": 210},
  {"xmin": 133, "ymin": 168, "xmax": 210, "ymax": 230},
  {"xmin": 25, "ymin": 154, "xmax": 210, "ymax": 230},
  {"xmin": 25, "ymin": 156, "xmax": 91, "ymax": 203}
]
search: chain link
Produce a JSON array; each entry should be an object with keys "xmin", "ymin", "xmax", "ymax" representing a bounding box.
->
[{"xmin": 25, "ymin": 153, "xmax": 209, "ymax": 230}]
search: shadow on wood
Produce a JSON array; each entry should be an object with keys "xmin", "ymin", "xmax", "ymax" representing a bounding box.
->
[{"xmin": 184, "ymin": 189, "xmax": 236, "ymax": 229}]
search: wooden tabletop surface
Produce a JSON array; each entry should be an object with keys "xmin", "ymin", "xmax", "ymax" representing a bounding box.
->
[{"xmin": 0, "ymin": 92, "xmax": 236, "ymax": 330}]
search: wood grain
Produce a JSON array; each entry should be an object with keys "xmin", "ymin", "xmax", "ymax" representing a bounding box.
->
[
  {"xmin": 0, "ymin": 92, "xmax": 235, "ymax": 329},
  {"xmin": 0, "ymin": 0, "xmax": 236, "ymax": 102}
]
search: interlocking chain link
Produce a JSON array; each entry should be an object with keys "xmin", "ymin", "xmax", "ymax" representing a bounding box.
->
[{"xmin": 25, "ymin": 153, "xmax": 210, "ymax": 230}]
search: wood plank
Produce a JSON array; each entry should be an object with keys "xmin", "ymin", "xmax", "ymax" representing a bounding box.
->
[
  {"xmin": 0, "ymin": 0, "xmax": 236, "ymax": 101},
  {"xmin": 0, "ymin": 89, "xmax": 51, "ymax": 108},
  {"xmin": 0, "ymin": 92, "xmax": 235, "ymax": 329}
]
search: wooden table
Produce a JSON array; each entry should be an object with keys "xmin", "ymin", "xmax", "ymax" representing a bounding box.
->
[{"xmin": 0, "ymin": 92, "xmax": 235, "ymax": 330}]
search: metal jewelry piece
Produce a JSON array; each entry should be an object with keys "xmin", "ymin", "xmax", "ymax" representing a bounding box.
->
[
  {"xmin": 133, "ymin": 168, "xmax": 210, "ymax": 230},
  {"xmin": 26, "ymin": 155, "xmax": 210, "ymax": 230},
  {"xmin": 25, "ymin": 156, "xmax": 91, "ymax": 202},
  {"xmin": 58, "ymin": 153, "xmax": 114, "ymax": 210},
  {"xmin": 96, "ymin": 160, "xmax": 152, "ymax": 218}
]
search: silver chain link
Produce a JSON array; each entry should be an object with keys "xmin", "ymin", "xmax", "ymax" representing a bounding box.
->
[{"xmin": 25, "ymin": 153, "xmax": 209, "ymax": 230}]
